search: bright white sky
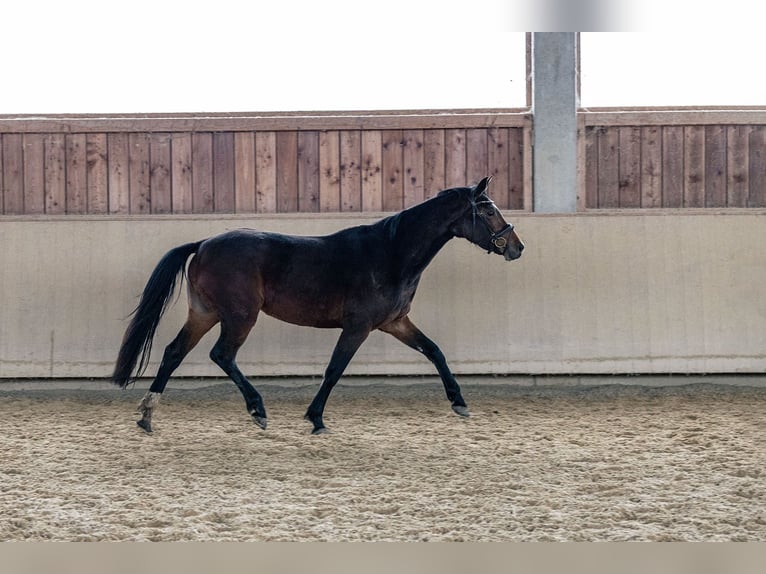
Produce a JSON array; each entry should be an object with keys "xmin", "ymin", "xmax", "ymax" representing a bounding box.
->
[{"xmin": 1, "ymin": 2, "xmax": 763, "ymax": 113}]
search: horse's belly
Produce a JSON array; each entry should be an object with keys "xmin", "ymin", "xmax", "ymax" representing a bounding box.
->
[{"xmin": 261, "ymin": 297, "xmax": 343, "ymax": 329}]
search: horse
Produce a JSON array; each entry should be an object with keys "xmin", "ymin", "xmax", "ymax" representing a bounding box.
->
[{"xmin": 111, "ymin": 176, "xmax": 524, "ymax": 434}]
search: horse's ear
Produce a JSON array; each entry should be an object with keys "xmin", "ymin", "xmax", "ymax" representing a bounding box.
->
[{"xmin": 472, "ymin": 176, "xmax": 492, "ymax": 197}]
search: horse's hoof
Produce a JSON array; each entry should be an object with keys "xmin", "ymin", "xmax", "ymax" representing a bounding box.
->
[
  {"xmin": 311, "ymin": 427, "xmax": 330, "ymax": 436},
  {"xmin": 452, "ymin": 405, "xmax": 470, "ymax": 417},
  {"xmin": 252, "ymin": 415, "xmax": 267, "ymax": 430},
  {"xmin": 136, "ymin": 419, "xmax": 153, "ymax": 433}
]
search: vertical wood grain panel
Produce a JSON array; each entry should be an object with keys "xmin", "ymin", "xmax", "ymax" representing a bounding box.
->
[
  {"xmin": 213, "ymin": 132, "xmax": 235, "ymax": 213},
  {"xmin": 276, "ymin": 131, "xmax": 298, "ymax": 213},
  {"xmin": 339, "ymin": 130, "xmax": 361, "ymax": 212},
  {"xmin": 191, "ymin": 132, "xmax": 213, "ymax": 213},
  {"xmin": 618, "ymin": 127, "xmax": 640, "ymax": 208},
  {"xmin": 597, "ymin": 127, "xmax": 619, "ymax": 208},
  {"xmin": 319, "ymin": 131, "xmax": 341, "ymax": 212},
  {"xmin": 129, "ymin": 133, "xmax": 151, "ymax": 214},
  {"xmin": 488, "ymin": 127, "xmax": 510, "ymax": 208},
  {"xmin": 361, "ymin": 131, "xmax": 382, "ymax": 211},
  {"xmin": 297, "ymin": 131, "xmax": 319, "ymax": 212},
  {"xmin": 255, "ymin": 131, "xmax": 277, "ymax": 213},
  {"xmin": 86, "ymin": 133, "xmax": 108, "ymax": 214},
  {"xmin": 23, "ymin": 134, "xmax": 45, "ymax": 214},
  {"xmin": 149, "ymin": 133, "xmax": 171, "ymax": 214},
  {"xmin": 107, "ymin": 133, "xmax": 130, "ymax": 214},
  {"xmin": 662, "ymin": 126, "xmax": 684, "ymax": 208},
  {"xmin": 445, "ymin": 129, "xmax": 466, "ymax": 188},
  {"xmin": 402, "ymin": 129, "xmax": 424, "ymax": 207},
  {"xmin": 683, "ymin": 126, "xmax": 705, "ymax": 207},
  {"xmin": 508, "ymin": 127, "xmax": 525, "ymax": 210},
  {"xmin": 171, "ymin": 133, "xmax": 193, "ymax": 213},
  {"xmin": 704, "ymin": 125, "xmax": 727, "ymax": 208},
  {"xmin": 2, "ymin": 134, "xmax": 23, "ymax": 214},
  {"xmin": 44, "ymin": 134, "xmax": 66, "ymax": 214},
  {"xmin": 66, "ymin": 134, "xmax": 87, "ymax": 214},
  {"xmin": 583, "ymin": 127, "xmax": 599, "ymax": 209},
  {"xmin": 423, "ymin": 129, "xmax": 445, "ymax": 200},
  {"xmin": 749, "ymin": 126, "xmax": 766, "ymax": 207},
  {"xmin": 640, "ymin": 126, "xmax": 662, "ymax": 208},
  {"xmin": 727, "ymin": 126, "xmax": 749, "ymax": 207},
  {"xmin": 466, "ymin": 128, "xmax": 488, "ymax": 186},
  {"xmin": 234, "ymin": 132, "xmax": 256, "ymax": 213},
  {"xmin": 382, "ymin": 130, "xmax": 403, "ymax": 211}
]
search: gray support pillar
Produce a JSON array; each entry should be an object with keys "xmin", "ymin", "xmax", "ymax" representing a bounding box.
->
[{"xmin": 532, "ymin": 33, "xmax": 578, "ymax": 213}]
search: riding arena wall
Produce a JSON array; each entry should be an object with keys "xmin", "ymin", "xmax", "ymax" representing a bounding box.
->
[{"xmin": 1, "ymin": 110, "xmax": 766, "ymax": 378}]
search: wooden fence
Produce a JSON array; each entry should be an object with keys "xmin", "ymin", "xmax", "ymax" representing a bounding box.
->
[
  {"xmin": 580, "ymin": 110, "xmax": 766, "ymax": 209},
  {"xmin": 4, "ymin": 109, "xmax": 766, "ymax": 214},
  {"xmin": 0, "ymin": 112, "xmax": 531, "ymax": 215}
]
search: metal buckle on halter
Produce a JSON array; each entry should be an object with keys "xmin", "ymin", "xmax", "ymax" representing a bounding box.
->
[{"xmin": 492, "ymin": 235, "xmax": 508, "ymax": 249}]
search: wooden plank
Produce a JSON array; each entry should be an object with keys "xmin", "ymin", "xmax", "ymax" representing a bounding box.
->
[
  {"xmin": 582, "ymin": 110, "xmax": 766, "ymax": 127},
  {"xmin": 402, "ymin": 129, "xmax": 424, "ymax": 208},
  {"xmin": 276, "ymin": 131, "xmax": 298, "ymax": 213},
  {"xmin": 170, "ymin": 133, "xmax": 193, "ymax": 213},
  {"xmin": 339, "ymin": 130, "xmax": 362, "ymax": 212},
  {"xmin": 107, "ymin": 133, "xmax": 130, "ymax": 214},
  {"xmin": 597, "ymin": 127, "xmax": 619, "ymax": 208},
  {"xmin": 319, "ymin": 131, "xmax": 341, "ymax": 212},
  {"xmin": 445, "ymin": 129, "xmax": 466, "ymax": 188},
  {"xmin": 662, "ymin": 126, "xmax": 684, "ymax": 208},
  {"xmin": 423, "ymin": 129, "xmax": 445, "ymax": 200},
  {"xmin": 0, "ymin": 110, "xmax": 532, "ymax": 134},
  {"xmin": 683, "ymin": 126, "xmax": 705, "ymax": 208},
  {"xmin": 487, "ymin": 127, "xmax": 510, "ymax": 208},
  {"xmin": 583, "ymin": 127, "xmax": 599, "ymax": 209},
  {"xmin": 640, "ymin": 126, "xmax": 662, "ymax": 208},
  {"xmin": 466, "ymin": 128, "xmax": 488, "ymax": 187},
  {"xmin": 44, "ymin": 134, "xmax": 66, "ymax": 214},
  {"xmin": 2, "ymin": 134, "xmax": 23, "ymax": 214},
  {"xmin": 255, "ymin": 131, "xmax": 277, "ymax": 213},
  {"xmin": 65, "ymin": 134, "xmax": 87, "ymax": 214},
  {"xmin": 381, "ymin": 130, "xmax": 403, "ymax": 211},
  {"xmin": 297, "ymin": 131, "xmax": 319, "ymax": 212},
  {"xmin": 748, "ymin": 126, "xmax": 766, "ymax": 207},
  {"xmin": 128, "ymin": 133, "xmax": 151, "ymax": 214},
  {"xmin": 361, "ymin": 131, "xmax": 383, "ymax": 211},
  {"xmin": 704, "ymin": 125, "xmax": 727, "ymax": 208},
  {"xmin": 23, "ymin": 134, "xmax": 45, "ymax": 214},
  {"xmin": 213, "ymin": 132, "xmax": 235, "ymax": 213},
  {"xmin": 509, "ymin": 127, "xmax": 526, "ymax": 210},
  {"xmin": 618, "ymin": 127, "xmax": 640, "ymax": 208},
  {"xmin": 148, "ymin": 133, "xmax": 172, "ymax": 214},
  {"xmin": 726, "ymin": 126, "xmax": 750, "ymax": 207},
  {"xmin": 191, "ymin": 133, "xmax": 213, "ymax": 213},
  {"xmin": 86, "ymin": 133, "xmax": 108, "ymax": 214},
  {"xmin": 522, "ymin": 125, "xmax": 533, "ymax": 211},
  {"xmin": 234, "ymin": 132, "xmax": 256, "ymax": 213}
]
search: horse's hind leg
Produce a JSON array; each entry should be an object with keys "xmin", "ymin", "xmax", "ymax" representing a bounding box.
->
[
  {"xmin": 380, "ymin": 315, "xmax": 469, "ymax": 417},
  {"xmin": 137, "ymin": 309, "xmax": 218, "ymax": 432},
  {"xmin": 209, "ymin": 315, "xmax": 267, "ymax": 429}
]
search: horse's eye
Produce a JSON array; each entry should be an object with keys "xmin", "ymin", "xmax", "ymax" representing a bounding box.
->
[{"xmin": 485, "ymin": 209, "xmax": 495, "ymax": 217}]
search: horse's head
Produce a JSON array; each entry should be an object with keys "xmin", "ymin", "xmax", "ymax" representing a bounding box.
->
[{"xmin": 448, "ymin": 176, "xmax": 524, "ymax": 261}]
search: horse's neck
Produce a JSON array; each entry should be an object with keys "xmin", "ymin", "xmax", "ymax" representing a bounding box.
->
[{"xmin": 388, "ymin": 195, "xmax": 462, "ymax": 278}]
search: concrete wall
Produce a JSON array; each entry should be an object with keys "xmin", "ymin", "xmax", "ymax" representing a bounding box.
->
[{"xmin": 2, "ymin": 212, "xmax": 765, "ymax": 378}]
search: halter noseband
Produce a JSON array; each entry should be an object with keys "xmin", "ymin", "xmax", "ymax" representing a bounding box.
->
[{"xmin": 470, "ymin": 198, "xmax": 513, "ymax": 254}]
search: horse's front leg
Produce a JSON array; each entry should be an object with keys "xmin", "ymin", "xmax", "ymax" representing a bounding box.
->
[
  {"xmin": 380, "ymin": 315, "xmax": 469, "ymax": 417},
  {"xmin": 304, "ymin": 328, "xmax": 370, "ymax": 434}
]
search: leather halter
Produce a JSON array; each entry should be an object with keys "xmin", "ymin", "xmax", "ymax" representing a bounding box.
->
[{"xmin": 470, "ymin": 198, "xmax": 514, "ymax": 254}]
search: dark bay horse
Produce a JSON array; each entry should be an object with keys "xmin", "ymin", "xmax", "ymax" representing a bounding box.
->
[{"xmin": 112, "ymin": 176, "xmax": 524, "ymax": 434}]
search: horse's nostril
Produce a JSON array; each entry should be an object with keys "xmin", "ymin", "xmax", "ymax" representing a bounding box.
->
[{"xmin": 518, "ymin": 243, "xmax": 525, "ymax": 252}]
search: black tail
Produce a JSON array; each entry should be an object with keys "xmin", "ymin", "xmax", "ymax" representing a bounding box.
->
[{"xmin": 112, "ymin": 241, "xmax": 202, "ymax": 388}]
